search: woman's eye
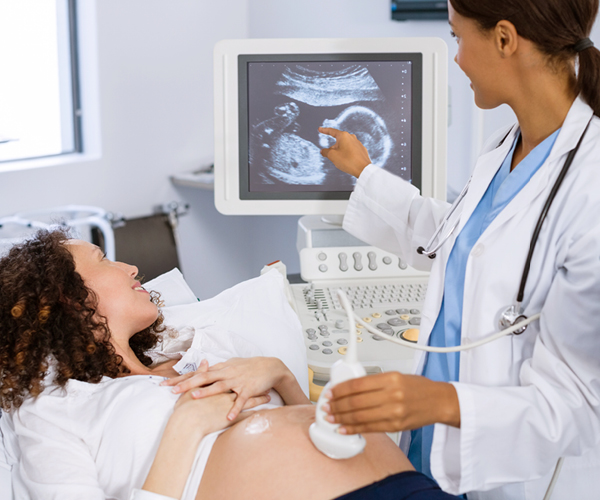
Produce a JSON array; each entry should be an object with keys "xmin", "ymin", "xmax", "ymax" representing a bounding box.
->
[{"xmin": 450, "ymin": 30, "xmax": 457, "ymax": 40}]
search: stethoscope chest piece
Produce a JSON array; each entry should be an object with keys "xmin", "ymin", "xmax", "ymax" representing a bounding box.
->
[{"xmin": 499, "ymin": 304, "xmax": 528, "ymax": 335}]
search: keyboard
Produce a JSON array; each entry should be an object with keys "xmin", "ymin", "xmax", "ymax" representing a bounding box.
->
[{"xmin": 291, "ymin": 278, "xmax": 428, "ymax": 381}]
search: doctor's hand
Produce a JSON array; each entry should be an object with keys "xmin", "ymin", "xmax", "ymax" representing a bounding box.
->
[
  {"xmin": 323, "ymin": 372, "xmax": 461, "ymax": 434},
  {"xmin": 162, "ymin": 357, "xmax": 292, "ymax": 421},
  {"xmin": 319, "ymin": 127, "xmax": 372, "ymax": 178}
]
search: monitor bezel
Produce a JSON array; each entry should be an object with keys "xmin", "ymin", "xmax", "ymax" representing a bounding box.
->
[
  {"xmin": 237, "ymin": 53, "xmax": 423, "ymax": 201},
  {"xmin": 214, "ymin": 37, "xmax": 447, "ymax": 215}
]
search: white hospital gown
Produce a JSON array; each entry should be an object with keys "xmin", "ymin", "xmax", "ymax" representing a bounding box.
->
[
  {"xmin": 1, "ymin": 270, "xmax": 307, "ymax": 500},
  {"xmin": 1, "ymin": 328, "xmax": 281, "ymax": 500}
]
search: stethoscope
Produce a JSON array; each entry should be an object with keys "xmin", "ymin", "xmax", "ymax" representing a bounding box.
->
[{"xmin": 415, "ymin": 119, "xmax": 592, "ymax": 337}]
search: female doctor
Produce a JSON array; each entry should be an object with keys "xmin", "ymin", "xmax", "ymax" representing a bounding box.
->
[{"xmin": 319, "ymin": 0, "xmax": 600, "ymax": 498}]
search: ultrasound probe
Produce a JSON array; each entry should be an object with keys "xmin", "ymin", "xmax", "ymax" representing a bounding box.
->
[
  {"xmin": 308, "ymin": 289, "xmax": 542, "ymax": 460},
  {"xmin": 309, "ymin": 290, "xmax": 367, "ymax": 459}
]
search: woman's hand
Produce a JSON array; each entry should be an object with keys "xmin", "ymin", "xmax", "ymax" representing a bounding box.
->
[
  {"xmin": 319, "ymin": 127, "xmax": 372, "ymax": 178},
  {"xmin": 172, "ymin": 390, "xmax": 265, "ymax": 437},
  {"xmin": 162, "ymin": 357, "xmax": 291, "ymax": 421},
  {"xmin": 324, "ymin": 372, "xmax": 461, "ymax": 434},
  {"xmin": 143, "ymin": 391, "xmax": 265, "ymax": 499}
]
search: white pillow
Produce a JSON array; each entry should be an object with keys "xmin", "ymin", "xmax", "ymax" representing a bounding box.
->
[
  {"xmin": 145, "ymin": 269, "xmax": 309, "ymax": 397},
  {"xmin": 143, "ymin": 268, "xmax": 197, "ymax": 306}
]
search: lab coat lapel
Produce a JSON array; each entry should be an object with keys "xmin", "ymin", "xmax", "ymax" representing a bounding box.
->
[
  {"xmin": 479, "ymin": 160, "xmax": 551, "ymax": 238},
  {"xmin": 474, "ymin": 97, "xmax": 594, "ymax": 240},
  {"xmin": 453, "ymin": 125, "xmax": 519, "ymax": 237}
]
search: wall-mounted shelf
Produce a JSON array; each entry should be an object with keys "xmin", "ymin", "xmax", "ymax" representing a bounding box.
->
[{"xmin": 171, "ymin": 169, "xmax": 214, "ymax": 190}]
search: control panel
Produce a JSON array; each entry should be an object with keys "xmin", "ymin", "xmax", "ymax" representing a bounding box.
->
[
  {"xmin": 291, "ymin": 277, "xmax": 427, "ymax": 382},
  {"xmin": 293, "ymin": 216, "xmax": 429, "ymax": 384},
  {"xmin": 300, "ymin": 246, "xmax": 429, "ymax": 282}
]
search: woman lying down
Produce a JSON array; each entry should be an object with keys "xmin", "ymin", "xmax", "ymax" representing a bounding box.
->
[{"xmin": 0, "ymin": 230, "xmax": 458, "ymax": 500}]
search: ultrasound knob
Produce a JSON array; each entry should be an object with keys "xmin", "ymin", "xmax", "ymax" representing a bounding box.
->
[
  {"xmin": 367, "ymin": 251, "xmax": 377, "ymax": 271},
  {"xmin": 353, "ymin": 252, "xmax": 363, "ymax": 271},
  {"xmin": 338, "ymin": 252, "xmax": 349, "ymax": 272}
]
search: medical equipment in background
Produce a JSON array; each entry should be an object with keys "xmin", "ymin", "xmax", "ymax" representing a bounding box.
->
[
  {"xmin": 213, "ymin": 37, "xmax": 447, "ymax": 216},
  {"xmin": 0, "ymin": 205, "xmax": 116, "ymax": 260},
  {"xmin": 95, "ymin": 202, "xmax": 189, "ymax": 282},
  {"xmin": 0, "ymin": 217, "xmax": 42, "ymax": 258},
  {"xmin": 213, "ymin": 36, "xmax": 447, "ymax": 383},
  {"xmin": 291, "ymin": 215, "xmax": 429, "ymax": 385},
  {"xmin": 291, "ymin": 212, "xmax": 540, "ymax": 374},
  {"xmin": 213, "ymin": 36, "xmax": 447, "ymax": 382}
]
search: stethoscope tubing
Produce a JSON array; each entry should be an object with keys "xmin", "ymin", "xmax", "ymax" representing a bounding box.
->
[
  {"xmin": 351, "ymin": 309, "xmax": 541, "ymax": 353},
  {"xmin": 417, "ymin": 118, "xmax": 592, "ymax": 335},
  {"xmin": 515, "ymin": 119, "xmax": 592, "ymax": 303}
]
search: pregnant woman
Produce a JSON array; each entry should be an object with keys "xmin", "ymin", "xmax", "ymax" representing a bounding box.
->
[{"xmin": 0, "ymin": 229, "xmax": 459, "ymax": 500}]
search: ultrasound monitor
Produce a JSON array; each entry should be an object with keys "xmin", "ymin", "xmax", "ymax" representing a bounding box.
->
[{"xmin": 214, "ymin": 37, "xmax": 447, "ymax": 215}]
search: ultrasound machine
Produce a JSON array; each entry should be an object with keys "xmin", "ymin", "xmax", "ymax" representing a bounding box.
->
[{"xmin": 213, "ymin": 37, "xmax": 448, "ymax": 384}]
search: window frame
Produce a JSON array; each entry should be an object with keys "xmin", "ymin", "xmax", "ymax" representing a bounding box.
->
[{"xmin": 0, "ymin": 0, "xmax": 84, "ymax": 166}]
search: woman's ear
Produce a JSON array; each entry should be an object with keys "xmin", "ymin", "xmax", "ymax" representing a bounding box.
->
[{"xmin": 494, "ymin": 20, "xmax": 519, "ymax": 57}]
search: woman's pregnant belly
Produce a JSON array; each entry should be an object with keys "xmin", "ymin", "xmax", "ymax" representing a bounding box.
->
[{"xmin": 196, "ymin": 405, "xmax": 413, "ymax": 500}]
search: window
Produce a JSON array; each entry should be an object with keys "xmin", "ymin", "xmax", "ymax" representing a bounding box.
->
[{"xmin": 0, "ymin": 0, "xmax": 81, "ymax": 164}]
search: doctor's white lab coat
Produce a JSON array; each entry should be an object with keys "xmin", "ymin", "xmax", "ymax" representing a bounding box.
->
[{"xmin": 342, "ymin": 97, "xmax": 600, "ymax": 500}]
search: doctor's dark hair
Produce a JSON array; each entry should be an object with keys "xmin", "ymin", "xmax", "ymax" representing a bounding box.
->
[
  {"xmin": 0, "ymin": 229, "xmax": 164, "ymax": 411},
  {"xmin": 449, "ymin": 0, "xmax": 600, "ymax": 116}
]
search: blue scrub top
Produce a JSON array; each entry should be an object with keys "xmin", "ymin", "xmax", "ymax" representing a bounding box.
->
[{"xmin": 407, "ymin": 128, "xmax": 561, "ymax": 478}]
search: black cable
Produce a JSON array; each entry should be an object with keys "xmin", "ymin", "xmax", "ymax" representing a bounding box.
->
[{"xmin": 516, "ymin": 119, "xmax": 592, "ymax": 303}]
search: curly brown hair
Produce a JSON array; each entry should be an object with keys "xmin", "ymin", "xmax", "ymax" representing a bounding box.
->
[{"xmin": 0, "ymin": 229, "xmax": 165, "ymax": 411}]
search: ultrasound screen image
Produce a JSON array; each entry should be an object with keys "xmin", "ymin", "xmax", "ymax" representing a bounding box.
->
[{"xmin": 243, "ymin": 56, "xmax": 417, "ymax": 195}]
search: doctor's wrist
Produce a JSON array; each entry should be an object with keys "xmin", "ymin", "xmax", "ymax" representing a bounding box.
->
[{"xmin": 435, "ymin": 382, "xmax": 461, "ymax": 428}]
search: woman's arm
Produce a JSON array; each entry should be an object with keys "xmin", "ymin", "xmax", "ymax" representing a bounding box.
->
[
  {"xmin": 162, "ymin": 357, "xmax": 310, "ymax": 420},
  {"xmin": 272, "ymin": 361, "xmax": 312, "ymax": 406}
]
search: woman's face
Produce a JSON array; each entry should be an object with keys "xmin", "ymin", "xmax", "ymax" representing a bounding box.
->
[
  {"xmin": 448, "ymin": 3, "xmax": 506, "ymax": 109},
  {"xmin": 67, "ymin": 240, "xmax": 158, "ymax": 337}
]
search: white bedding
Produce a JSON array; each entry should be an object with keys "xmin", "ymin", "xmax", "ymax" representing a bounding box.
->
[{"xmin": 0, "ymin": 269, "xmax": 308, "ymax": 500}]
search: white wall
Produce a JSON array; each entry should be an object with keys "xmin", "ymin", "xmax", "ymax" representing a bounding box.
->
[
  {"xmin": 0, "ymin": 0, "xmax": 512, "ymax": 299},
  {"xmin": 0, "ymin": 1, "xmax": 244, "ymax": 216},
  {"xmin": 3, "ymin": 0, "xmax": 596, "ymax": 299}
]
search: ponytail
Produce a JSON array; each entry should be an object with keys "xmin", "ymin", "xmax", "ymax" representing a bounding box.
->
[
  {"xmin": 450, "ymin": 0, "xmax": 600, "ymax": 115},
  {"xmin": 577, "ymin": 44, "xmax": 600, "ymax": 116}
]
